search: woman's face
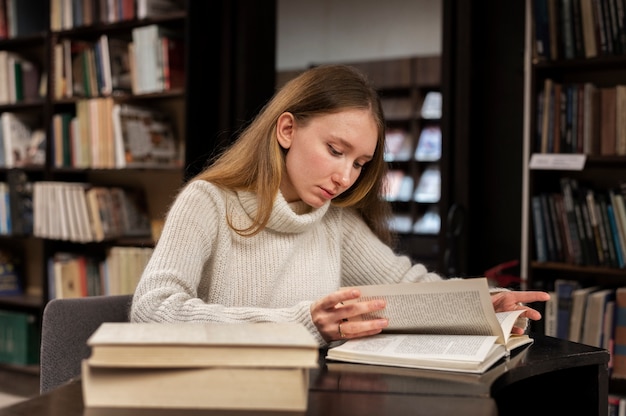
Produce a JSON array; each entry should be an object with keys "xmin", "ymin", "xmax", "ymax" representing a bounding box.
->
[{"xmin": 276, "ymin": 108, "xmax": 378, "ymax": 208}]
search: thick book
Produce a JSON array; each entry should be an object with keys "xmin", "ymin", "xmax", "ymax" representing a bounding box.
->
[
  {"xmin": 82, "ymin": 322, "xmax": 318, "ymax": 412},
  {"xmin": 86, "ymin": 322, "xmax": 319, "ymax": 369},
  {"xmin": 326, "ymin": 278, "xmax": 531, "ymax": 374},
  {"xmin": 82, "ymin": 362, "xmax": 310, "ymax": 412}
]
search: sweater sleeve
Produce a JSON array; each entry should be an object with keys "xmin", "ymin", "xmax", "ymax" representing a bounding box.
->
[{"xmin": 338, "ymin": 209, "xmax": 443, "ymax": 286}]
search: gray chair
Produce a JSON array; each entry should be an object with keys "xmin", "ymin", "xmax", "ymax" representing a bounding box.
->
[{"xmin": 39, "ymin": 294, "xmax": 133, "ymax": 394}]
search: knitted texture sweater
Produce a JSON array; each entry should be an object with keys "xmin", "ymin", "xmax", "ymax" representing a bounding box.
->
[{"xmin": 131, "ymin": 180, "xmax": 444, "ymax": 345}]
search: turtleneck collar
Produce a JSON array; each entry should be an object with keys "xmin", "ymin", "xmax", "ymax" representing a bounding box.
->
[{"xmin": 237, "ymin": 190, "xmax": 330, "ymax": 234}]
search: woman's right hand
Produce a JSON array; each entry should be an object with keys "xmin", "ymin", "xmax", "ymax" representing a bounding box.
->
[{"xmin": 310, "ymin": 288, "xmax": 389, "ymax": 342}]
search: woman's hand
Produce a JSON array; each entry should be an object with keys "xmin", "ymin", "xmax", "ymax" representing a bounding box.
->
[
  {"xmin": 310, "ymin": 288, "xmax": 389, "ymax": 342},
  {"xmin": 491, "ymin": 290, "xmax": 551, "ymax": 334}
]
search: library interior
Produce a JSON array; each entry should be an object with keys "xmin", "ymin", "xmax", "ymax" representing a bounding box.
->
[{"xmin": 0, "ymin": 0, "xmax": 623, "ymax": 415}]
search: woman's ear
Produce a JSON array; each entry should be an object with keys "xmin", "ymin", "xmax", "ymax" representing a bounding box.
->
[{"xmin": 276, "ymin": 112, "xmax": 295, "ymax": 149}]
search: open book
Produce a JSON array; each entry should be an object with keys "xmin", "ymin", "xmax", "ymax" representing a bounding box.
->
[{"xmin": 326, "ymin": 278, "xmax": 531, "ymax": 374}]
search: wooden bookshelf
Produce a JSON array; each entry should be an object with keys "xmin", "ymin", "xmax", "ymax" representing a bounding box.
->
[
  {"xmin": 524, "ymin": 0, "xmax": 626, "ymax": 401},
  {"xmin": 0, "ymin": 0, "xmax": 278, "ymax": 368}
]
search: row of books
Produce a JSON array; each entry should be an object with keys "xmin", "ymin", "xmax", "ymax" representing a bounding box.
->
[
  {"xmin": 532, "ymin": 0, "xmax": 626, "ymax": 61},
  {"xmin": 52, "ymin": 99, "xmax": 181, "ymax": 169},
  {"xmin": 0, "ymin": 0, "xmax": 46, "ymax": 39},
  {"xmin": 535, "ymin": 80, "xmax": 626, "ymax": 156},
  {"xmin": 53, "ymin": 24, "xmax": 184, "ymax": 99},
  {"xmin": 383, "ymin": 165, "xmax": 441, "ymax": 203},
  {"xmin": 531, "ymin": 177, "xmax": 626, "ymax": 268},
  {"xmin": 32, "ymin": 181, "xmax": 152, "ymax": 243},
  {"xmin": 545, "ymin": 280, "xmax": 626, "ymax": 381},
  {"xmin": 384, "ymin": 125, "xmax": 442, "ymax": 162},
  {"xmin": 48, "ymin": 247, "xmax": 153, "ymax": 300},
  {"xmin": 50, "ymin": 0, "xmax": 185, "ymax": 31},
  {"xmin": 0, "ymin": 50, "xmax": 45, "ymax": 105},
  {"xmin": 609, "ymin": 393, "xmax": 626, "ymax": 415}
]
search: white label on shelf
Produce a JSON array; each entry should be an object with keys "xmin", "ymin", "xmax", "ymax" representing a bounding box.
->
[{"xmin": 528, "ymin": 153, "xmax": 587, "ymax": 171}]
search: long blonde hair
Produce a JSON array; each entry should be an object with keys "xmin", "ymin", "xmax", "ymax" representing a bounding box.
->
[{"xmin": 193, "ymin": 64, "xmax": 394, "ymax": 244}]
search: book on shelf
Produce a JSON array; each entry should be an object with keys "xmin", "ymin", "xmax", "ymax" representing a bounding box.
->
[
  {"xmin": 82, "ymin": 322, "xmax": 318, "ymax": 412},
  {"xmin": 554, "ymin": 279, "xmax": 580, "ymax": 341},
  {"xmin": 612, "ymin": 287, "xmax": 626, "ymax": 380},
  {"xmin": 413, "ymin": 164, "xmax": 440, "ymax": 203},
  {"xmin": 543, "ymin": 290, "xmax": 557, "ymax": 337},
  {"xmin": 384, "ymin": 128, "xmax": 412, "ymax": 162},
  {"xmin": 531, "ymin": 194, "xmax": 548, "ymax": 262},
  {"xmin": 581, "ymin": 288, "xmax": 615, "ymax": 348},
  {"xmin": 415, "ymin": 125, "xmax": 441, "ymax": 162},
  {"xmin": 111, "ymin": 103, "xmax": 180, "ymax": 168},
  {"xmin": 0, "ymin": 112, "xmax": 41, "ymax": 168},
  {"xmin": 130, "ymin": 24, "xmax": 183, "ymax": 94},
  {"xmin": 568, "ymin": 285, "xmax": 600, "ymax": 343},
  {"xmin": 325, "ymin": 278, "xmax": 531, "ymax": 374},
  {"xmin": 103, "ymin": 246, "xmax": 153, "ymax": 296},
  {"xmin": 7, "ymin": 0, "xmax": 47, "ymax": 38},
  {"xmin": 6, "ymin": 169, "xmax": 33, "ymax": 236},
  {"xmin": 420, "ymin": 91, "xmax": 442, "ymax": 119},
  {"xmin": 413, "ymin": 206, "xmax": 440, "ymax": 235},
  {"xmin": 0, "ymin": 249, "xmax": 23, "ymax": 296}
]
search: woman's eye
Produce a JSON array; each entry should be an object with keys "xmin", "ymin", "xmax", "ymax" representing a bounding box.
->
[
  {"xmin": 353, "ymin": 161, "xmax": 364, "ymax": 169},
  {"xmin": 328, "ymin": 145, "xmax": 342, "ymax": 156}
]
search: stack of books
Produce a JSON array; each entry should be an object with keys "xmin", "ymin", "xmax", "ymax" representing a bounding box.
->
[{"xmin": 81, "ymin": 322, "xmax": 319, "ymax": 413}]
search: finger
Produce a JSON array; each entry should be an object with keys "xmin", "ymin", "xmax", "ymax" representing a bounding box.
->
[
  {"xmin": 321, "ymin": 289, "xmax": 360, "ymax": 310},
  {"xmin": 512, "ymin": 291, "xmax": 551, "ymax": 303}
]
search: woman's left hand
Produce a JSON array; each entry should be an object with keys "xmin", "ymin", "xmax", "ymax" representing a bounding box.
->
[{"xmin": 491, "ymin": 290, "xmax": 551, "ymax": 334}]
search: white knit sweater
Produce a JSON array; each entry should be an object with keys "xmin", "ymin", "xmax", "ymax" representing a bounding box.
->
[{"xmin": 131, "ymin": 180, "xmax": 443, "ymax": 345}]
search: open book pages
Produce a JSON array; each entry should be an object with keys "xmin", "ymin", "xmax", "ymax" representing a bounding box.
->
[{"xmin": 327, "ymin": 278, "xmax": 532, "ymax": 373}]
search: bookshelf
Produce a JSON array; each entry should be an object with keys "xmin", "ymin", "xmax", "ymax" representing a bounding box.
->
[
  {"xmin": 0, "ymin": 0, "xmax": 277, "ymax": 369},
  {"xmin": 0, "ymin": 0, "xmax": 191, "ymax": 355},
  {"xmin": 524, "ymin": 0, "xmax": 626, "ymax": 399}
]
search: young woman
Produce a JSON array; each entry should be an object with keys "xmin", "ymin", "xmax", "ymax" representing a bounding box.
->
[{"xmin": 130, "ymin": 65, "xmax": 549, "ymax": 346}]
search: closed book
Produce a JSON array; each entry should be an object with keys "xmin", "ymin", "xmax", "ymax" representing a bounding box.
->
[
  {"xmin": 82, "ymin": 362, "xmax": 310, "ymax": 412},
  {"xmin": 86, "ymin": 322, "xmax": 319, "ymax": 369}
]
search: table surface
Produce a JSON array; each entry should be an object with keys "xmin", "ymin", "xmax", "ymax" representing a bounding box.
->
[{"xmin": 0, "ymin": 333, "xmax": 610, "ymax": 416}]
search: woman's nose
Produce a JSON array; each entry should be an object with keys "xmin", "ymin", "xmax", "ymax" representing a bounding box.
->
[{"xmin": 333, "ymin": 164, "xmax": 352, "ymax": 187}]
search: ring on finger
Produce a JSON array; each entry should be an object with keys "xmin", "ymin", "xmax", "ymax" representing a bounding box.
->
[{"xmin": 338, "ymin": 322, "xmax": 346, "ymax": 338}]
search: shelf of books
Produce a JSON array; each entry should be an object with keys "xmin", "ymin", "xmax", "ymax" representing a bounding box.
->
[
  {"xmin": 525, "ymin": 0, "xmax": 626, "ymax": 404},
  {"xmin": 0, "ymin": 0, "xmax": 188, "ymax": 367}
]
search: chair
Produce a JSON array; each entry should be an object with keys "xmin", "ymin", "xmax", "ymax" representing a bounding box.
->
[{"xmin": 39, "ymin": 294, "xmax": 133, "ymax": 394}]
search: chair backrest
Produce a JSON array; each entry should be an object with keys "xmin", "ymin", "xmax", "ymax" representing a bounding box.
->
[{"xmin": 39, "ymin": 294, "xmax": 133, "ymax": 394}]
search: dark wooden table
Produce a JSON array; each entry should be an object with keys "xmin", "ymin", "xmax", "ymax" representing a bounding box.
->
[{"xmin": 0, "ymin": 333, "xmax": 609, "ymax": 416}]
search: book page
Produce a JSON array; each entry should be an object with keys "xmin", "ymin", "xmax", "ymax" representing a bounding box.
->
[
  {"xmin": 344, "ymin": 278, "xmax": 522, "ymax": 345},
  {"xmin": 326, "ymin": 333, "xmax": 506, "ymax": 373}
]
